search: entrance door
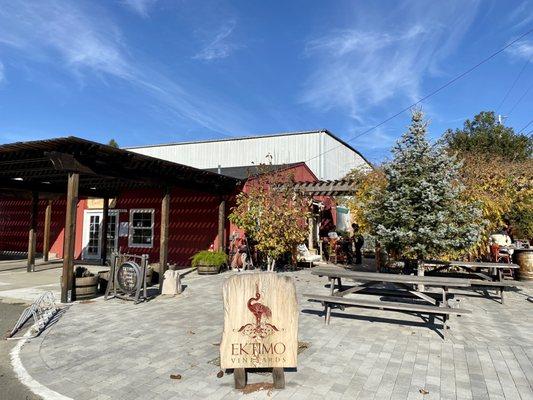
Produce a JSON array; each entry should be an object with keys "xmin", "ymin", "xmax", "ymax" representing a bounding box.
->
[{"xmin": 82, "ymin": 210, "xmax": 119, "ymax": 261}]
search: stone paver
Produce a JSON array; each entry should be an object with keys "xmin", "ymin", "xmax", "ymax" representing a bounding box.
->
[{"xmin": 15, "ymin": 269, "xmax": 533, "ymax": 399}]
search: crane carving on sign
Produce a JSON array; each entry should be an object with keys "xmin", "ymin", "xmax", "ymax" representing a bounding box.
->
[{"xmin": 238, "ymin": 283, "xmax": 279, "ymax": 339}]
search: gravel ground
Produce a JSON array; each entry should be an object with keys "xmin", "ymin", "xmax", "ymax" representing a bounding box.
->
[{"xmin": 0, "ymin": 301, "xmax": 41, "ymax": 400}]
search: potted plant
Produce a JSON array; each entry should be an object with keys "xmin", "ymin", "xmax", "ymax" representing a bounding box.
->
[{"xmin": 191, "ymin": 250, "xmax": 227, "ymax": 275}]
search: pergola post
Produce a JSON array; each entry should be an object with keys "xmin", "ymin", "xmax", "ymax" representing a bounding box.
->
[
  {"xmin": 61, "ymin": 173, "xmax": 79, "ymax": 303},
  {"xmin": 43, "ymin": 200, "xmax": 52, "ymax": 262},
  {"xmin": 27, "ymin": 191, "xmax": 39, "ymax": 272},
  {"xmin": 159, "ymin": 187, "xmax": 170, "ymax": 290},
  {"xmin": 218, "ymin": 198, "xmax": 226, "ymax": 251},
  {"xmin": 100, "ymin": 197, "xmax": 109, "ymax": 265},
  {"xmin": 308, "ymin": 216, "xmax": 314, "ymax": 250}
]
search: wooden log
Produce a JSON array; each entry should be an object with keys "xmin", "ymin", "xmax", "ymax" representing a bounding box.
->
[
  {"xmin": 43, "ymin": 200, "xmax": 52, "ymax": 262},
  {"xmin": 159, "ymin": 187, "xmax": 170, "ymax": 290},
  {"xmin": 218, "ymin": 198, "xmax": 226, "ymax": 251},
  {"xmin": 100, "ymin": 197, "xmax": 109, "ymax": 265},
  {"xmin": 61, "ymin": 173, "xmax": 79, "ymax": 303},
  {"xmin": 272, "ymin": 367, "xmax": 285, "ymax": 389},
  {"xmin": 27, "ymin": 191, "xmax": 38, "ymax": 272},
  {"xmin": 233, "ymin": 368, "xmax": 246, "ymax": 389}
]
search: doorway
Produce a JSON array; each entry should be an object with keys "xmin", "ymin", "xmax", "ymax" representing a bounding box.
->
[{"xmin": 82, "ymin": 210, "xmax": 119, "ymax": 261}]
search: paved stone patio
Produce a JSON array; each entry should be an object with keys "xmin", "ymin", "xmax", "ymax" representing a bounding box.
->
[{"xmin": 15, "ymin": 269, "xmax": 533, "ymax": 400}]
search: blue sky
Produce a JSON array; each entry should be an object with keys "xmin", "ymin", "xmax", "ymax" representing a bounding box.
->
[{"xmin": 0, "ymin": 0, "xmax": 532, "ymax": 163}]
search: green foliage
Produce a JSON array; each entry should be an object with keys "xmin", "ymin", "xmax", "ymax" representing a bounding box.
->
[
  {"xmin": 229, "ymin": 165, "xmax": 310, "ymax": 270},
  {"xmin": 108, "ymin": 139, "xmax": 119, "ymax": 148},
  {"xmin": 365, "ymin": 110, "xmax": 484, "ymax": 260},
  {"xmin": 459, "ymin": 153, "xmax": 533, "ymax": 251},
  {"xmin": 344, "ymin": 167, "xmax": 387, "ymax": 233},
  {"xmin": 190, "ymin": 250, "xmax": 227, "ymax": 267},
  {"xmin": 443, "ymin": 111, "xmax": 533, "ymax": 161}
]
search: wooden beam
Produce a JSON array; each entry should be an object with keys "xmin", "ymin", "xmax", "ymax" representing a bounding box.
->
[
  {"xmin": 27, "ymin": 191, "xmax": 39, "ymax": 272},
  {"xmin": 100, "ymin": 197, "xmax": 109, "ymax": 265},
  {"xmin": 43, "ymin": 200, "xmax": 52, "ymax": 262},
  {"xmin": 159, "ymin": 187, "xmax": 170, "ymax": 290},
  {"xmin": 61, "ymin": 173, "xmax": 79, "ymax": 303},
  {"xmin": 218, "ymin": 198, "xmax": 226, "ymax": 251}
]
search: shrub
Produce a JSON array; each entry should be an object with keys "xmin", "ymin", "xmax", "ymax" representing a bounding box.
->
[{"xmin": 190, "ymin": 250, "xmax": 228, "ymax": 268}]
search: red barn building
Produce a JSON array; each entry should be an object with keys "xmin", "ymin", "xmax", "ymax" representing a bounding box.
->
[{"xmin": 0, "ymin": 138, "xmax": 336, "ymax": 273}]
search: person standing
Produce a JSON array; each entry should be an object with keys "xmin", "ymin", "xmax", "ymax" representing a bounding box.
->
[{"xmin": 352, "ymin": 223, "xmax": 364, "ymax": 264}]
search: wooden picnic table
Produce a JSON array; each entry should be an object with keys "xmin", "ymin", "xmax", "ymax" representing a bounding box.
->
[
  {"xmin": 423, "ymin": 260, "xmax": 520, "ymax": 303},
  {"xmin": 307, "ymin": 265, "xmax": 472, "ymax": 332},
  {"xmin": 424, "ymin": 260, "xmax": 519, "ymax": 281}
]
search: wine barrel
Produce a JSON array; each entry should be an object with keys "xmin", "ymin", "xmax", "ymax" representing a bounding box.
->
[
  {"xmin": 515, "ymin": 249, "xmax": 533, "ymax": 281},
  {"xmin": 197, "ymin": 263, "xmax": 221, "ymax": 275},
  {"xmin": 75, "ymin": 276, "xmax": 98, "ymax": 300}
]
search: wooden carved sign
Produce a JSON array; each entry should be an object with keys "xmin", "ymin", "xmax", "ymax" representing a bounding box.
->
[{"xmin": 220, "ymin": 273, "xmax": 298, "ymax": 371}]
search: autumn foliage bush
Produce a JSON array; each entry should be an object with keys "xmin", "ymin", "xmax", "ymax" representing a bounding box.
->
[{"xmin": 229, "ymin": 166, "xmax": 310, "ymax": 271}]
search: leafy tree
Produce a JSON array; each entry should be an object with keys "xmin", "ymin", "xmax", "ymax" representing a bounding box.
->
[
  {"xmin": 229, "ymin": 165, "xmax": 310, "ymax": 271},
  {"xmin": 108, "ymin": 139, "xmax": 119, "ymax": 148},
  {"xmin": 344, "ymin": 167, "xmax": 386, "ymax": 233},
  {"xmin": 365, "ymin": 110, "xmax": 483, "ymax": 261},
  {"xmin": 460, "ymin": 153, "xmax": 533, "ymax": 250},
  {"xmin": 443, "ymin": 111, "xmax": 532, "ymax": 161}
]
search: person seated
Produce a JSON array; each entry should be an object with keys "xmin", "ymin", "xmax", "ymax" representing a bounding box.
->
[
  {"xmin": 489, "ymin": 227, "xmax": 513, "ymax": 263},
  {"xmin": 327, "ymin": 225, "xmax": 339, "ymax": 240}
]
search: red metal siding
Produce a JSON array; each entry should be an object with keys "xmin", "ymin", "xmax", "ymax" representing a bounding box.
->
[
  {"xmin": 111, "ymin": 187, "xmax": 236, "ymax": 266},
  {"xmin": 0, "ymin": 197, "xmax": 86, "ymax": 259}
]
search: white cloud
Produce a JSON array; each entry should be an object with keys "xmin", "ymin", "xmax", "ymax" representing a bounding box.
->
[
  {"xmin": 193, "ymin": 20, "xmax": 240, "ymax": 61},
  {"xmin": 0, "ymin": 61, "xmax": 4, "ymax": 83},
  {"xmin": 122, "ymin": 0, "xmax": 157, "ymax": 18},
  {"xmin": 300, "ymin": 1, "xmax": 480, "ymax": 122},
  {"xmin": 0, "ymin": 1, "xmax": 250, "ymax": 134},
  {"xmin": 506, "ymin": 39, "xmax": 533, "ymax": 60}
]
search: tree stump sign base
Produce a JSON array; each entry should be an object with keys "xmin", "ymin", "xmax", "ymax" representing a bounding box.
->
[{"xmin": 221, "ymin": 273, "xmax": 298, "ymax": 391}]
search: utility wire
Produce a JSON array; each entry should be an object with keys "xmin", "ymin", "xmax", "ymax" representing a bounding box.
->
[
  {"xmin": 506, "ymin": 81, "xmax": 533, "ymax": 118},
  {"xmin": 305, "ymin": 27, "xmax": 533, "ymax": 164},
  {"xmin": 496, "ymin": 57, "xmax": 530, "ymax": 113},
  {"xmin": 517, "ymin": 119, "xmax": 533, "ymax": 134}
]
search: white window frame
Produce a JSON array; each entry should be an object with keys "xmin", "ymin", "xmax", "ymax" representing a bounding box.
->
[{"xmin": 128, "ymin": 208, "xmax": 155, "ymax": 248}]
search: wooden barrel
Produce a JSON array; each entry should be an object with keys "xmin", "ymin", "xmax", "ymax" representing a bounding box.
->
[
  {"xmin": 75, "ymin": 276, "xmax": 98, "ymax": 299},
  {"xmin": 515, "ymin": 249, "xmax": 533, "ymax": 281},
  {"xmin": 197, "ymin": 263, "xmax": 221, "ymax": 275}
]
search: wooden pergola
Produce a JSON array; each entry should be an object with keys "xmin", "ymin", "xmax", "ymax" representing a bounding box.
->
[
  {"xmin": 0, "ymin": 137, "xmax": 239, "ymax": 302},
  {"xmin": 293, "ymin": 179, "xmax": 357, "ymax": 196}
]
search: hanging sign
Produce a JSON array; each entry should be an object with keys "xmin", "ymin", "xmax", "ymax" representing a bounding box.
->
[
  {"xmin": 119, "ymin": 222, "xmax": 129, "ymax": 237},
  {"xmin": 220, "ymin": 273, "xmax": 298, "ymax": 369}
]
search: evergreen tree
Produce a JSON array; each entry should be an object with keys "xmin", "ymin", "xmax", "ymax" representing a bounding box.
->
[
  {"xmin": 366, "ymin": 110, "xmax": 483, "ymax": 261},
  {"xmin": 108, "ymin": 138, "xmax": 119, "ymax": 148}
]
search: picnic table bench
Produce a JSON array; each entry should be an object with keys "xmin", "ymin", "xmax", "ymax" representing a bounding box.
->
[
  {"xmin": 305, "ymin": 266, "xmax": 472, "ymax": 335},
  {"xmin": 424, "ymin": 260, "xmax": 520, "ymax": 304}
]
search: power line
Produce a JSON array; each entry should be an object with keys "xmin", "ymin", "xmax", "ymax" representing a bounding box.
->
[
  {"xmin": 305, "ymin": 27, "xmax": 533, "ymax": 164},
  {"xmin": 496, "ymin": 57, "xmax": 530, "ymax": 113},
  {"xmin": 506, "ymin": 80, "xmax": 533, "ymax": 117},
  {"xmin": 517, "ymin": 119, "xmax": 533, "ymax": 134}
]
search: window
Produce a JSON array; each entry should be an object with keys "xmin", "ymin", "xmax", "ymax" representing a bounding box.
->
[{"xmin": 128, "ymin": 209, "xmax": 154, "ymax": 248}]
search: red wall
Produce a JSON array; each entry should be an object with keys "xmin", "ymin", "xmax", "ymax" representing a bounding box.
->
[
  {"xmin": 0, "ymin": 196, "xmax": 87, "ymax": 259},
  {"xmin": 112, "ymin": 187, "xmax": 236, "ymax": 266},
  {"xmin": 0, "ymin": 188, "xmax": 234, "ymax": 267}
]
